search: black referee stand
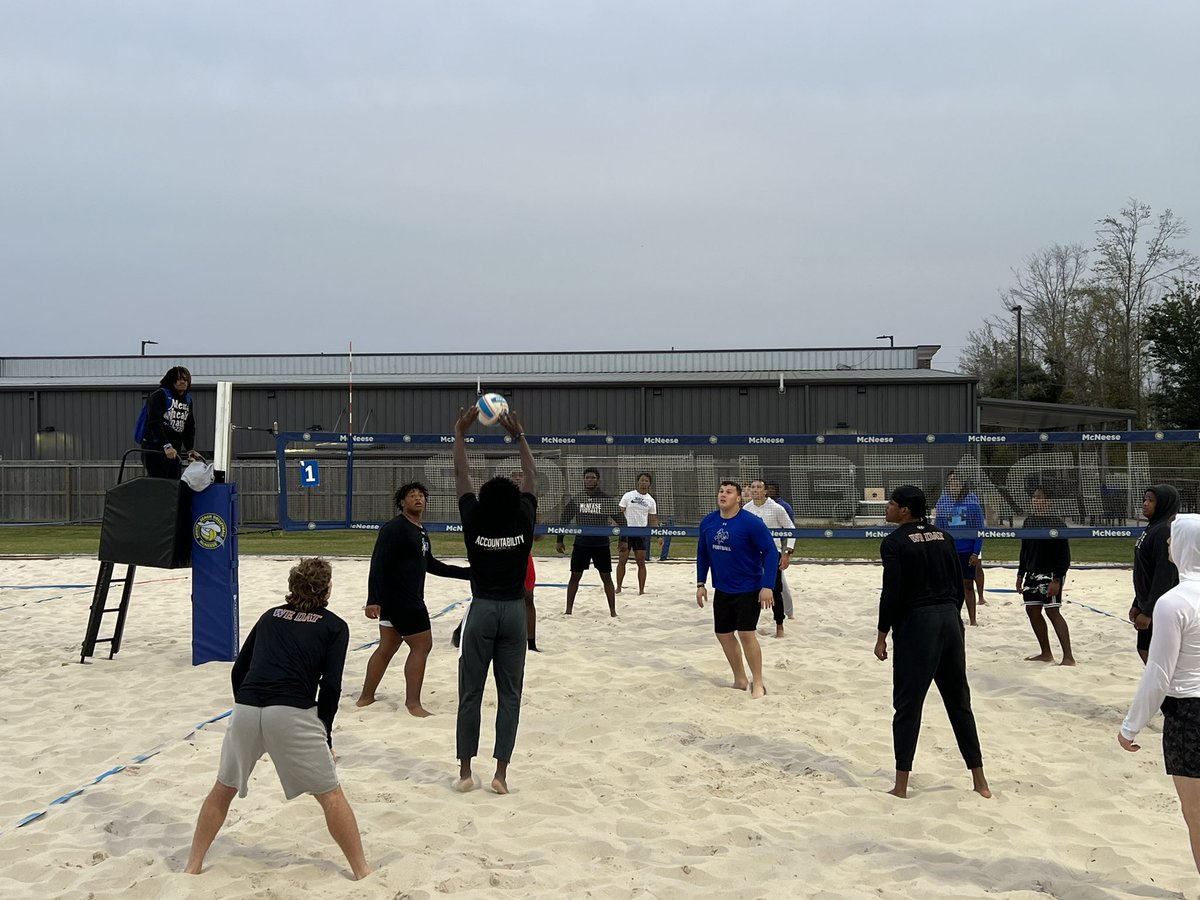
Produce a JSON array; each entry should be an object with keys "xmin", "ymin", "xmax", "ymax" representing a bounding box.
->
[{"xmin": 81, "ymin": 454, "xmax": 193, "ymax": 662}]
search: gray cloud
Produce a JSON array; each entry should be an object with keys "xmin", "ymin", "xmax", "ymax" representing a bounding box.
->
[{"xmin": 2, "ymin": 1, "xmax": 1197, "ymax": 362}]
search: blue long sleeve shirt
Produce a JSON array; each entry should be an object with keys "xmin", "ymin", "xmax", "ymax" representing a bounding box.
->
[
  {"xmin": 933, "ymin": 492, "xmax": 985, "ymax": 556},
  {"xmin": 697, "ymin": 508, "xmax": 780, "ymax": 592}
]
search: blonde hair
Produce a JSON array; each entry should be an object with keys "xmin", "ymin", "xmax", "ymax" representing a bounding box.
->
[{"xmin": 286, "ymin": 557, "xmax": 332, "ymax": 612}]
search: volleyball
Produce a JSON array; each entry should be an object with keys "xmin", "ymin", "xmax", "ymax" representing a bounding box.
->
[{"xmin": 476, "ymin": 392, "xmax": 509, "ymax": 426}]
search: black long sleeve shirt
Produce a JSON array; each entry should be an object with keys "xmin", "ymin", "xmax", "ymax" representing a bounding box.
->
[
  {"xmin": 231, "ymin": 605, "xmax": 349, "ymax": 747},
  {"xmin": 877, "ymin": 521, "xmax": 964, "ymax": 635},
  {"xmin": 1016, "ymin": 515, "xmax": 1072, "ymax": 582},
  {"xmin": 367, "ymin": 515, "xmax": 470, "ymax": 607}
]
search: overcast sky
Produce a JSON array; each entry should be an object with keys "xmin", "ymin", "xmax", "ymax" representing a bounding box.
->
[{"xmin": 3, "ymin": 1, "xmax": 1198, "ymax": 369}]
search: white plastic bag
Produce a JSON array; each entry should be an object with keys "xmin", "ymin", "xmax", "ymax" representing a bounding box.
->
[{"xmin": 182, "ymin": 460, "xmax": 215, "ymax": 492}]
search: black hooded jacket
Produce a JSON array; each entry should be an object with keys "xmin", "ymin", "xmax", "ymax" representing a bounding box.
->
[
  {"xmin": 1132, "ymin": 483, "xmax": 1180, "ymax": 616},
  {"xmin": 143, "ymin": 367, "xmax": 196, "ymax": 454}
]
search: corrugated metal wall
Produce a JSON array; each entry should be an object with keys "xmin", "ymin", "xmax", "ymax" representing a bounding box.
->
[{"xmin": 0, "ymin": 380, "xmax": 974, "ymax": 462}]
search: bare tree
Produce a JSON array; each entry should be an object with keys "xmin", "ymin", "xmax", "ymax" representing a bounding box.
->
[{"xmin": 1093, "ymin": 199, "xmax": 1199, "ymax": 419}]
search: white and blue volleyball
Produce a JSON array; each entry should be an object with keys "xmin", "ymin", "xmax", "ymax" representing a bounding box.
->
[{"xmin": 476, "ymin": 392, "xmax": 509, "ymax": 426}]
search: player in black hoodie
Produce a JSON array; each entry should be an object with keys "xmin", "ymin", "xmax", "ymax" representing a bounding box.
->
[
  {"xmin": 874, "ymin": 486, "xmax": 990, "ymax": 800},
  {"xmin": 1017, "ymin": 487, "xmax": 1074, "ymax": 665},
  {"xmin": 1131, "ymin": 483, "xmax": 1181, "ymax": 664},
  {"xmin": 142, "ymin": 365, "xmax": 199, "ymax": 478}
]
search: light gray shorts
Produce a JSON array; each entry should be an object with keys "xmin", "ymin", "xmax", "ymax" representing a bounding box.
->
[{"xmin": 216, "ymin": 703, "xmax": 339, "ymax": 800}]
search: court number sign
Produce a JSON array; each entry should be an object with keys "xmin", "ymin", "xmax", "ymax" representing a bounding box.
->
[{"xmin": 299, "ymin": 460, "xmax": 320, "ymax": 488}]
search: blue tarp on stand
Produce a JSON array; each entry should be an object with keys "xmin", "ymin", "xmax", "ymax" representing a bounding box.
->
[{"xmin": 191, "ymin": 483, "xmax": 240, "ymax": 665}]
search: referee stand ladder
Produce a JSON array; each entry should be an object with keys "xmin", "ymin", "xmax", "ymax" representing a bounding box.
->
[{"xmin": 80, "ymin": 562, "xmax": 138, "ymax": 663}]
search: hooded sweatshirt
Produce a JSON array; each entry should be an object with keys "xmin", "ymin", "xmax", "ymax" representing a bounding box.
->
[
  {"xmin": 143, "ymin": 367, "xmax": 196, "ymax": 454},
  {"xmin": 1121, "ymin": 513, "xmax": 1200, "ymax": 740},
  {"xmin": 1132, "ymin": 484, "xmax": 1181, "ymax": 617}
]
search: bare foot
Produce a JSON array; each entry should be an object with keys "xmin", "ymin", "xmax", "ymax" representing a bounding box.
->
[
  {"xmin": 751, "ymin": 682, "xmax": 766, "ymax": 699},
  {"xmin": 775, "ymin": 626, "xmax": 784, "ymax": 639},
  {"xmin": 730, "ymin": 678, "xmax": 750, "ymax": 690},
  {"xmin": 978, "ymin": 597, "xmax": 988, "ymax": 605},
  {"xmin": 1059, "ymin": 657, "xmax": 1076, "ymax": 667},
  {"xmin": 406, "ymin": 703, "xmax": 433, "ymax": 718},
  {"xmin": 638, "ymin": 589, "xmax": 645, "ymax": 595},
  {"xmin": 490, "ymin": 776, "xmax": 509, "ymax": 795},
  {"xmin": 610, "ymin": 611, "xmax": 618, "ymax": 618},
  {"xmin": 352, "ymin": 864, "xmax": 372, "ymax": 880},
  {"xmin": 454, "ymin": 774, "xmax": 480, "ymax": 793},
  {"xmin": 184, "ymin": 862, "xmax": 202, "ymax": 875},
  {"xmin": 355, "ymin": 695, "xmax": 376, "ymax": 708},
  {"xmin": 615, "ymin": 586, "xmax": 623, "ymax": 594},
  {"xmin": 787, "ymin": 614, "xmax": 795, "ymax": 620},
  {"xmin": 969, "ymin": 620, "xmax": 978, "ymax": 627},
  {"xmin": 972, "ymin": 769, "xmax": 992, "ymax": 798},
  {"xmin": 886, "ymin": 786, "xmax": 907, "ymax": 799},
  {"xmin": 1024, "ymin": 653, "xmax": 1053, "ymax": 662}
]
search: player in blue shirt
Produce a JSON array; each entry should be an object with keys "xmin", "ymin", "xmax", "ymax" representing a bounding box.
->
[
  {"xmin": 933, "ymin": 473, "xmax": 986, "ymax": 626},
  {"xmin": 696, "ymin": 481, "xmax": 779, "ymax": 699}
]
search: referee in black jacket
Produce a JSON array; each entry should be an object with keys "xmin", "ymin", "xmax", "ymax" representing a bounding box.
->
[{"xmin": 874, "ymin": 486, "xmax": 991, "ymax": 800}]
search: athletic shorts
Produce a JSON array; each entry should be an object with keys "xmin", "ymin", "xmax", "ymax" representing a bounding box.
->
[
  {"xmin": 712, "ymin": 589, "xmax": 762, "ymax": 634},
  {"xmin": 957, "ymin": 552, "xmax": 976, "ymax": 580},
  {"xmin": 1137, "ymin": 624, "xmax": 1153, "ymax": 653},
  {"xmin": 570, "ymin": 543, "xmax": 612, "ymax": 573},
  {"xmin": 525, "ymin": 556, "xmax": 536, "ymax": 593},
  {"xmin": 217, "ymin": 703, "xmax": 339, "ymax": 800},
  {"xmin": 619, "ymin": 536, "xmax": 649, "ymax": 553},
  {"xmin": 1021, "ymin": 573, "xmax": 1062, "ymax": 609},
  {"xmin": 1162, "ymin": 696, "xmax": 1200, "ymax": 778},
  {"xmin": 379, "ymin": 601, "xmax": 431, "ymax": 636}
]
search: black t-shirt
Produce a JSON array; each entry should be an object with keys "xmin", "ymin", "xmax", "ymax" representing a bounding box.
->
[
  {"xmin": 367, "ymin": 515, "xmax": 470, "ymax": 609},
  {"xmin": 231, "ymin": 604, "xmax": 349, "ymax": 746},
  {"xmin": 459, "ymin": 492, "xmax": 537, "ymax": 601},
  {"xmin": 559, "ymin": 489, "xmax": 620, "ymax": 548},
  {"xmin": 1017, "ymin": 514, "xmax": 1071, "ymax": 582},
  {"xmin": 877, "ymin": 521, "xmax": 964, "ymax": 635}
]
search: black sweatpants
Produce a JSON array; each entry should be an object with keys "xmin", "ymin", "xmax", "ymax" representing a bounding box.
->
[
  {"xmin": 143, "ymin": 449, "xmax": 182, "ymax": 479},
  {"xmin": 456, "ymin": 598, "xmax": 527, "ymax": 764},
  {"xmin": 891, "ymin": 603, "xmax": 983, "ymax": 772},
  {"xmin": 772, "ymin": 568, "xmax": 785, "ymax": 626}
]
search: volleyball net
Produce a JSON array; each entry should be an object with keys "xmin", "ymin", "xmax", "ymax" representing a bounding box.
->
[{"xmin": 274, "ymin": 429, "xmax": 1200, "ymax": 540}]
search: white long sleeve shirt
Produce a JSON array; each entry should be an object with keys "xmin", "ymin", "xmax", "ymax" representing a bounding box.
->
[
  {"xmin": 1121, "ymin": 514, "xmax": 1200, "ymax": 740},
  {"xmin": 743, "ymin": 498, "xmax": 796, "ymax": 553}
]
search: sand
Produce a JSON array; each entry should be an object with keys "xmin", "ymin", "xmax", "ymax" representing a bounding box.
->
[{"xmin": 0, "ymin": 553, "xmax": 1194, "ymax": 899}]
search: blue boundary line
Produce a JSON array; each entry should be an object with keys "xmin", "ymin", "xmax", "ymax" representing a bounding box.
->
[{"xmin": 0, "ymin": 710, "xmax": 233, "ymax": 838}]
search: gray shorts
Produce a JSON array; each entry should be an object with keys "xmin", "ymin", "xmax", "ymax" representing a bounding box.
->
[{"xmin": 217, "ymin": 703, "xmax": 339, "ymax": 800}]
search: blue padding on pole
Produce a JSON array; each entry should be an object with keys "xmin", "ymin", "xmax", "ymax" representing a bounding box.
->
[{"xmin": 191, "ymin": 484, "xmax": 240, "ymax": 666}]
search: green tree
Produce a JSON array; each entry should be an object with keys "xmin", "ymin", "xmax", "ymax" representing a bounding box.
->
[{"xmin": 1144, "ymin": 281, "xmax": 1200, "ymax": 428}]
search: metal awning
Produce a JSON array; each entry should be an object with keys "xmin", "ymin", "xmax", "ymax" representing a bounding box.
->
[{"xmin": 977, "ymin": 397, "xmax": 1136, "ymax": 431}]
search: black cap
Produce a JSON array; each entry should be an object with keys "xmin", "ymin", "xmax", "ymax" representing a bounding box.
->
[{"xmin": 890, "ymin": 485, "xmax": 927, "ymax": 518}]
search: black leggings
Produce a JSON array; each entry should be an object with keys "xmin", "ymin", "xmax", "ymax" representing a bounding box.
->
[{"xmin": 891, "ymin": 604, "xmax": 983, "ymax": 772}]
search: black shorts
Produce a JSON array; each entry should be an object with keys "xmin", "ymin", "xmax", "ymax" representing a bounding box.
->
[
  {"xmin": 712, "ymin": 589, "xmax": 762, "ymax": 634},
  {"xmin": 619, "ymin": 536, "xmax": 649, "ymax": 553},
  {"xmin": 1137, "ymin": 625, "xmax": 1153, "ymax": 653},
  {"xmin": 957, "ymin": 552, "xmax": 976, "ymax": 581},
  {"xmin": 379, "ymin": 602, "xmax": 431, "ymax": 637},
  {"xmin": 570, "ymin": 543, "xmax": 612, "ymax": 573},
  {"xmin": 1162, "ymin": 696, "xmax": 1200, "ymax": 778},
  {"xmin": 1021, "ymin": 573, "xmax": 1062, "ymax": 609}
]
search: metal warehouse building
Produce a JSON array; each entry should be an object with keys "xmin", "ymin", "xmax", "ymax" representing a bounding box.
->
[{"xmin": 1, "ymin": 345, "xmax": 972, "ymax": 463}]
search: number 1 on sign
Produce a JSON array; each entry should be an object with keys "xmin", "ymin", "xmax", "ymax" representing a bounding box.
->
[{"xmin": 300, "ymin": 460, "xmax": 320, "ymax": 488}]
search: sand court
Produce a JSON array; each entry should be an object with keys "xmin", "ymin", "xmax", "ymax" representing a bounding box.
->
[{"xmin": 0, "ymin": 555, "xmax": 1193, "ymax": 898}]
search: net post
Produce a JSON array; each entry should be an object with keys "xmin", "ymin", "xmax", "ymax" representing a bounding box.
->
[{"xmin": 213, "ymin": 381, "xmax": 233, "ymax": 481}]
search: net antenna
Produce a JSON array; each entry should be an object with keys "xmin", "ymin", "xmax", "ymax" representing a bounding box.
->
[{"xmin": 214, "ymin": 381, "xmax": 233, "ymax": 481}]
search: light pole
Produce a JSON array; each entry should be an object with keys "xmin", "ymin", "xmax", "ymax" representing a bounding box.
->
[
  {"xmin": 1009, "ymin": 306, "xmax": 1022, "ymax": 400},
  {"xmin": 875, "ymin": 334, "xmax": 894, "ymax": 348},
  {"xmin": 141, "ymin": 340, "xmax": 158, "ymax": 356}
]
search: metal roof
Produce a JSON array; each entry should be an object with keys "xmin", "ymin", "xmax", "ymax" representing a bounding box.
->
[{"xmin": 0, "ymin": 347, "xmax": 966, "ymax": 388}]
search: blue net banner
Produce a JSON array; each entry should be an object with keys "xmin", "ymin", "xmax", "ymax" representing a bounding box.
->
[{"xmin": 278, "ymin": 430, "xmax": 1200, "ymax": 448}]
